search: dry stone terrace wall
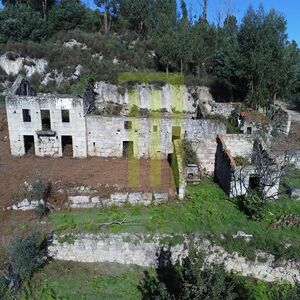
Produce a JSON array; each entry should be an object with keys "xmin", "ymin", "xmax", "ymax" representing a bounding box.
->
[
  {"xmin": 49, "ymin": 233, "xmax": 300, "ymax": 284},
  {"xmin": 68, "ymin": 192, "xmax": 169, "ymax": 208},
  {"xmin": 6, "ymin": 94, "xmax": 87, "ymax": 157},
  {"xmin": 86, "ymin": 116, "xmax": 226, "ymax": 159}
]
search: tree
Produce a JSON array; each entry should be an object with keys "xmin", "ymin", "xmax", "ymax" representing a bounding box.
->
[
  {"xmin": 2, "ymin": 0, "xmax": 55, "ymax": 19},
  {"xmin": 47, "ymin": 0, "xmax": 100, "ymax": 36},
  {"xmin": 119, "ymin": 0, "xmax": 155, "ymax": 35},
  {"xmin": 94, "ymin": 0, "xmax": 118, "ymax": 33},
  {"xmin": 190, "ymin": 19, "xmax": 217, "ymax": 78},
  {"xmin": 238, "ymin": 5, "xmax": 289, "ymax": 108},
  {"xmin": 0, "ymin": 3, "xmax": 46, "ymax": 43},
  {"xmin": 201, "ymin": 0, "xmax": 208, "ymax": 20}
]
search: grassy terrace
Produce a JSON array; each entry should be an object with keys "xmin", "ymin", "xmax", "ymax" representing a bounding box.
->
[
  {"xmin": 50, "ymin": 178, "xmax": 300, "ymax": 260},
  {"xmin": 19, "ymin": 261, "xmax": 143, "ymax": 300}
]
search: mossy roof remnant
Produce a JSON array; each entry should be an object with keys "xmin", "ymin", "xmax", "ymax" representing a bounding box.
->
[
  {"xmin": 234, "ymin": 155, "xmax": 251, "ymax": 167},
  {"xmin": 240, "ymin": 109, "xmax": 270, "ymax": 123}
]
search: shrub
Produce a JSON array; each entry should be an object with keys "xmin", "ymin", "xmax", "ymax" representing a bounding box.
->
[
  {"xmin": 34, "ymin": 202, "xmax": 50, "ymax": 220},
  {"xmin": 182, "ymin": 139, "xmax": 198, "ymax": 166},
  {"xmin": 238, "ymin": 194, "xmax": 266, "ymax": 221},
  {"xmin": 0, "ymin": 273, "xmax": 8, "ymax": 299},
  {"xmin": 30, "ymin": 174, "xmax": 51, "ymax": 201},
  {"xmin": 7, "ymin": 232, "xmax": 47, "ymax": 281},
  {"xmin": 140, "ymin": 249, "xmax": 238, "ymax": 299}
]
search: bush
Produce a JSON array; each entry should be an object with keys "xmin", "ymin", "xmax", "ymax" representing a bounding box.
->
[
  {"xmin": 7, "ymin": 232, "xmax": 47, "ymax": 281},
  {"xmin": 182, "ymin": 139, "xmax": 198, "ymax": 166},
  {"xmin": 35, "ymin": 202, "xmax": 50, "ymax": 220},
  {"xmin": 238, "ymin": 194, "xmax": 266, "ymax": 221},
  {"xmin": 30, "ymin": 174, "xmax": 51, "ymax": 201},
  {"xmin": 0, "ymin": 273, "xmax": 8, "ymax": 299},
  {"xmin": 140, "ymin": 249, "xmax": 238, "ymax": 299}
]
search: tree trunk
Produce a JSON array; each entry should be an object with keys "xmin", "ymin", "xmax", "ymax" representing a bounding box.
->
[
  {"xmin": 180, "ymin": 59, "xmax": 183, "ymax": 74},
  {"xmin": 196, "ymin": 64, "xmax": 200, "ymax": 78},
  {"xmin": 42, "ymin": 0, "xmax": 47, "ymax": 20},
  {"xmin": 201, "ymin": 0, "xmax": 208, "ymax": 20},
  {"xmin": 104, "ymin": 10, "xmax": 108, "ymax": 33}
]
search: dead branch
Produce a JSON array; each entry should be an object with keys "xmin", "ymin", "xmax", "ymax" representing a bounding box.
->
[{"xmin": 99, "ymin": 217, "xmax": 127, "ymax": 227}]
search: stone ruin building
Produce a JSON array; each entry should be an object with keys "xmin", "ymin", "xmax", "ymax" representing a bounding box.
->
[{"xmin": 5, "ymin": 76, "xmax": 289, "ymax": 201}]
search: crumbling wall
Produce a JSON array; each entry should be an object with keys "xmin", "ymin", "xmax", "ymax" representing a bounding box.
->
[
  {"xmin": 86, "ymin": 116, "xmax": 226, "ymax": 159},
  {"xmin": 271, "ymin": 106, "xmax": 291, "ymax": 136},
  {"xmin": 223, "ymin": 134, "xmax": 255, "ymax": 158},
  {"xmin": 252, "ymin": 140, "xmax": 281, "ymax": 199},
  {"xmin": 94, "ymin": 82, "xmax": 213, "ymax": 114},
  {"xmin": 6, "ymin": 94, "xmax": 87, "ymax": 157},
  {"xmin": 214, "ymin": 135, "xmax": 234, "ymax": 196}
]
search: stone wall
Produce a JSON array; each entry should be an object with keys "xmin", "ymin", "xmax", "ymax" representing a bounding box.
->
[
  {"xmin": 6, "ymin": 94, "xmax": 87, "ymax": 157},
  {"xmin": 49, "ymin": 233, "xmax": 300, "ymax": 283},
  {"xmin": 86, "ymin": 116, "xmax": 226, "ymax": 159},
  {"xmin": 94, "ymin": 82, "xmax": 213, "ymax": 115},
  {"xmin": 271, "ymin": 106, "xmax": 291, "ymax": 136},
  {"xmin": 223, "ymin": 134, "xmax": 255, "ymax": 158},
  {"xmin": 209, "ymin": 100, "xmax": 237, "ymax": 118},
  {"xmin": 68, "ymin": 192, "xmax": 169, "ymax": 208}
]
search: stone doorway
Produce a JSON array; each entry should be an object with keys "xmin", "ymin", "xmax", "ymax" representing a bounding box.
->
[
  {"xmin": 123, "ymin": 141, "xmax": 134, "ymax": 158},
  {"xmin": 24, "ymin": 135, "xmax": 35, "ymax": 155},
  {"xmin": 61, "ymin": 135, "xmax": 73, "ymax": 157}
]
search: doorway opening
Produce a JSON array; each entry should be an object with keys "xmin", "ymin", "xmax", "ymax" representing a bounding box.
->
[
  {"xmin": 249, "ymin": 175, "xmax": 260, "ymax": 190},
  {"xmin": 24, "ymin": 135, "xmax": 35, "ymax": 154},
  {"xmin": 123, "ymin": 141, "xmax": 134, "ymax": 158},
  {"xmin": 61, "ymin": 135, "xmax": 73, "ymax": 156}
]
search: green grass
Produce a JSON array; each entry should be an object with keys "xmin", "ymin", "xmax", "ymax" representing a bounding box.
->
[
  {"xmin": 283, "ymin": 167, "xmax": 300, "ymax": 189},
  {"xmin": 49, "ymin": 178, "xmax": 300, "ymax": 260},
  {"xmin": 19, "ymin": 261, "xmax": 143, "ymax": 300},
  {"xmin": 17, "ymin": 260, "xmax": 298, "ymax": 300}
]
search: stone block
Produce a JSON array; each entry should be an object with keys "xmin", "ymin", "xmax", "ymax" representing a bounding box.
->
[
  {"xmin": 142, "ymin": 193, "xmax": 153, "ymax": 206},
  {"xmin": 111, "ymin": 193, "xmax": 128, "ymax": 203},
  {"xmin": 69, "ymin": 195, "xmax": 91, "ymax": 204},
  {"xmin": 91, "ymin": 196, "xmax": 100, "ymax": 204},
  {"xmin": 291, "ymin": 189, "xmax": 300, "ymax": 201},
  {"xmin": 128, "ymin": 193, "xmax": 142, "ymax": 204},
  {"xmin": 153, "ymin": 192, "xmax": 168, "ymax": 204}
]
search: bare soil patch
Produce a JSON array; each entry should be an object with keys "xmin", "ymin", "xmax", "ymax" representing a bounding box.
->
[{"xmin": 0, "ymin": 105, "xmax": 175, "ymax": 210}]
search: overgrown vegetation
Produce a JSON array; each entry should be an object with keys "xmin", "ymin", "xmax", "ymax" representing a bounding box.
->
[
  {"xmin": 50, "ymin": 178, "xmax": 300, "ymax": 261},
  {"xmin": 0, "ymin": 1, "xmax": 299, "ymax": 106},
  {"xmin": 140, "ymin": 249, "xmax": 300, "ymax": 299},
  {"xmin": 0, "ymin": 231, "xmax": 48, "ymax": 298},
  {"xmin": 182, "ymin": 139, "xmax": 198, "ymax": 166}
]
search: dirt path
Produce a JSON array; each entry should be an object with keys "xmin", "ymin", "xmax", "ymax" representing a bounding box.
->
[{"xmin": 276, "ymin": 101, "xmax": 300, "ymax": 122}]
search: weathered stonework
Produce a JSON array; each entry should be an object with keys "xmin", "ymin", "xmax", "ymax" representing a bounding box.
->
[
  {"xmin": 68, "ymin": 192, "xmax": 168, "ymax": 208},
  {"xmin": 6, "ymin": 77, "xmax": 226, "ymax": 161},
  {"xmin": 49, "ymin": 233, "xmax": 300, "ymax": 284},
  {"xmin": 215, "ymin": 135, "xmax": 280, "ymax": 199},
  {"xmin": 6, "ymin": 93, "xmax": 87, "ymax": 157}
]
